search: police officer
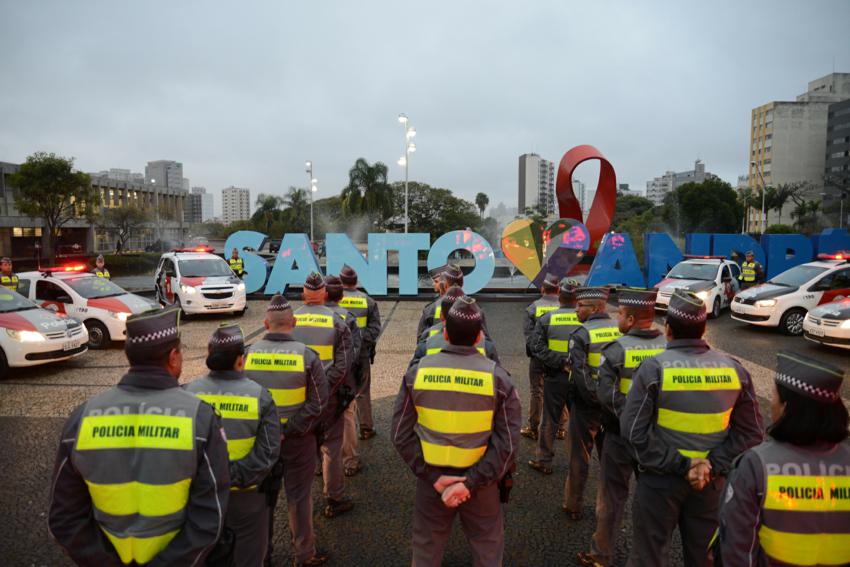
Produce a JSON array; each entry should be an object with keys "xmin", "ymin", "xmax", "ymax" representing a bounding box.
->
[
  {"xmin": 245, "ymin": 294, "xmax": 330, "ymax": 567},
  {"xmin": 230, "ymin": 247, "xmax": 245, "ymax": 278},
  {"xmin": 738, "ymin": 250, "xmax": 763, "ymax": 289},
  {"xmin": 521, "ymin": 273, "xmax": 562, "ymax": 441},
  {"xmin": 621, "ymin": 290, "xmax": 763, "ymax": 567},
  {"xmin": 91, "ymin": 255, "xmax": 111, "ymax": 279},
  {"xmin": 409, "ymin": 285, "xmax": 500, "ymax": 368},
  {"xmin": 527, "ymin": 277, "xmax": 582, "ymax": 475},
  {"xmin": 291, "ymin": 272, "xmax": 354, "ymax": 518},
  {"xmin": 563, "ymin": 286, "xmax": 622, "ymax": 519},
  {"xmin": 339, "ymin": 264, "xmax": 382, "ymax": 441},
  {"xmin": 185, "ymin": 324, "xmax": 280, "ymax": 567},
  {"xmin": 392, "ymin": 297, "xmax": 522, "ymax": 566},
  {"xmin": 1, "ymin": 257, "xmax": 18, "ymax": 292},
  {"xmin": 48, "ymin": 307, "xmax": 231, "ymax": 565},
  {"xmin": 718, "ymin": 351, "xmax": 848, "ymax": 566},
  {"xmin": 417, "ymin": 263, "xmax": 464, "ymax": 337},
  {"xmin": 577, "ymin": 288, "xmax": 666, "ymax": 567}
]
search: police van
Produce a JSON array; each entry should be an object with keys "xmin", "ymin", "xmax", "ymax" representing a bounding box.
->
[
  {"xmin": 654, "ymin": 256, "xmax": 742, "ymax": 318},
  {"xmin": 154, "ymin": 249, "xmax": 247, "ymax": 316},
  {"xmin": 731, "ymin": 253, "xmax": 850, "ymax": 335},
  {"xmin": 17, "ymin": 265, "xmax": 157, "ymax": 349},
  {"xmin": 0, "ymin": 287, "xmax": 88, "ymax": 377}
]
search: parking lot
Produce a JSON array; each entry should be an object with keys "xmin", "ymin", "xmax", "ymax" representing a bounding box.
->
[{"xmin": 1, "ymin": 298, "xmax": 848, "ymax": 566}]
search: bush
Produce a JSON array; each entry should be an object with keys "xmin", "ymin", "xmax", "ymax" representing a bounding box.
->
[
  {"xmin": 765, "ymin": 224, "xmax": 794, "ymax": 234},
  {"xmin": 102, "ymin": 253, "xmax": 161, "ymax": 274}
]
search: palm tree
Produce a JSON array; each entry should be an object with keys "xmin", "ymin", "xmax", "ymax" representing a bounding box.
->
[
  {"xmin": 283, "ymin": 187, "xmax": 310, "ymax": 234},
  {"xmin": 475, "ymin": 192, "xmax": 489, "ymax": 218},
  {"xmin": 770, "ymin": 182, "xmax": 804, "ymax": 226},
  {"xmin": 254, "ymin": 193, "xmax": 284, "ymax": 233},
  {"xmin": 340, "ymin": 158, "xmax": 392, "ymax": 221}
]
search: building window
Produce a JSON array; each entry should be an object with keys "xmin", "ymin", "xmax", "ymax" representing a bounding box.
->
[{"xmin": 12, "ymin": 227, "xmax": 42, "ymax": 237}]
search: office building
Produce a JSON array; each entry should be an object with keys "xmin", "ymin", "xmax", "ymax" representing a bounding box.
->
[
  {"xmin": 747, "ymin": 73, "xmax": 850, "ymax": 231},
  {"xmin": 518, "ymin": 153, "xmax": 556, "ymax": 216},
  {"xmin": 145, "ymin": 160, "xmax": 184, "ymax": 188},
  {"xmin": 191, "ymin": 186, "xmax": 214, "ymax": 222},
  {"xmin": 645, "ymin": 160, "xmax": 716, "ymax": 206},
  {"xmin": 825, "ymin": 98, "xmax": 850, "ymax": 227},
  {"xmin": 222, "ymin": 186, "xmax": 251, "ymax": 224}
]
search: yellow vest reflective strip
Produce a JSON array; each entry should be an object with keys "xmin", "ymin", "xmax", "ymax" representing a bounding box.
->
[
  {"xmin": 619, "ymin": 378, "xmax": 632, "ymax": 395},
  {"xmin": 1, "ymin": 275, "xmax": 18, "ymax": 289},
  {"xmin": 103, "ymin": 528, "xmax": 180, "ymax": 565},
  {"xmin": 548, "ymin": 339, "xmax": 569, "ymax": 352},
  {"xmin": 589, "ymin": 327, "xmax": 621, "ymax": 343},
  {"xmin": 588, "ymin": 352, "xmax": 602, "ymax": 368},
  {"xmin": 758, "ymin": 525, "xmax": 850, "ymax": 566},
  {"xmin": 416, "ymin": 406, "xmax": 493, "ymax": 434},
  {"xmin": 413, "ymin": 367, "xmax": 494, "ymax": 396},
  {"xmin": 678, "ymin": 448, "xmax": 710, "ymax": 459},
  {"xmin": 94, "ymin": 269, "xmax": 110, "ymax": 278},
  {"xmin": 662, "ymin": 368, "xmax": 741, "ymax": 391},
  {"xmin": 244, "ymin": 352, "xmax": 304, "ymax": 372},
  {"xmin": 427, "ymin": 346, "xmax": 485, "ymax": 356},
  {"xmin": 740, "ymin": 262, "xmax": 756, "ymax": 282},
  {"xmin": 295, "ymin": 313, "xmax": 334, "ymax": 328},
  {"xmin": 625, "ymin": 349, "xmax": 665, "ymax": 369},
  {"xmin": 764, "ymin": 475, "xmax": 850, "ymax": 512},
  {"xmin": 340, "ymin": 296, "xmax": 367, "ymax": 309},
  {"xmin": 429, "ymin": 327, "xmax": 440, "ymax": 337},
  {"xmin": 657, "ymin": 407, "xmax": 732, "ymax": 435},
  {"xmin": 535, "ymin": 304, "xmax": 559, "ymax": 318},
  {"xmin": 309, "ymin": 344, "xmax": 333, "ymax": 361},
  {"xmin": 434, "ymin": 305, "xmax": 442, "ymax": 320},
  {"xmin": 226, "ymin": 436, "xmax": 256, "ymax": 460},
  {"xmin": 194, "ymin": 394, "xmax": 259, "ymax": 420},
  {"xmin": 268, "ymin": 387, "xmax": 306, "ymax": 407},
  {"xmin": 355, "ymin": 316, "xmax": 367, "ymax": 327},
  {"xmin": 229, "ymin": 258, "xmax": 243, "ymax": 270},
  {"xmin": 230, "ymin": 483, "xmax": 259, "ymax": 493},
  {"xmin": 77, "ymin": 414, "xmax": 193, "ymax": 451},
  {"xmin": 550, "ymin": 312, "xmax": 579, "ymax": 326},
  {"xmin": 420, "ymin": 443, "xmax": 487, "ymax": 469},
  {"xmin": 85, "ymin": 478, "xmax": 191, "ymax": 517}
]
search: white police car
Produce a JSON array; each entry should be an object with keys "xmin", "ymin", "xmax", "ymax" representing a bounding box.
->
[
  {"xmin": 654, "ymin": 256, "xmax": 742, "ymax": 318},
  {"xmin": 803, "ymin": 297, "xmax": 850, "ymax": 350},
  {"xmin": 731, "ymin": 253, "xmax": 850, "ymax": 335},
  {"xmin": 154, "ymin": 249, "xmax": 247, "ymax": 316},
  {"xmin": 0, "ymin": 287, "xmax": 88, "ymax": 377},
  {"xmin": 17, "ymin": 265, "xmax": 157, "ymax": 349}
]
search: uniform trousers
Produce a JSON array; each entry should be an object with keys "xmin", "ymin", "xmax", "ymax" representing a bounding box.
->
[
  {"xmin": 535, "ymin": 371, "xmax": 570, "ymax": 465},
  {"xmin": 527, "ymin": 358, "xmax": 545, "ymax": 431},
  {"xmin": 411, "ymin": 478, "xmax": 504, "ymax": 567},
  {"xmin": 564, "ymin": 399, "xmax": 603, "ymax": 513},
  {"xmin": 227, "ymin": 491, "xmax": 269, "ymax": 567},
  {"xmin": 279, "ymin": 434, "xmax": 318, "ymax": 564},
  {"xmin": 342, "ymin": 401, "xmax": 360, "ymax": 468},
  {"xmin": 354, "ymin": 355, "xmax": 374, "ymax": 430},
  {"xmin": 589, "ymin": 432, "xmax": 635, "ymax": 566},
  {"xmin": 626, "ymin": 473, "xmax": 725, "ymax": 567},
  {"xmin": 319, "ymin": 415, "xmax": 345, "ymax": 500}
]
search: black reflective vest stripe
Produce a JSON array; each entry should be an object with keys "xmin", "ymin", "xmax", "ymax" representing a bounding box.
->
[{"xmin": 244, "ymin": 339, "xmax": 309, "ymax": 425}]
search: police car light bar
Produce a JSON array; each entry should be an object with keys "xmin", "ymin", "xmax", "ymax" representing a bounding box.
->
[
  {"xmin": 683, "ymin": 255, "xmax": 726, "ymax": 260},
  {"xmin": 173, "ymin": 246, "xmax": 215, "ymax": 253},
  {"xmin": 817, "ymin": 251, "xmax": 849, "ymax": 261},
  {"xmin": 41, "ymin": 264, "xmax": 87, "ymax": 276}
]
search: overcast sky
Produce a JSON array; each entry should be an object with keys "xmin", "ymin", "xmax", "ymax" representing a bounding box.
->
[{"xmin": 2, "ymin": 0, "xmax": 848, "ymax": 217}]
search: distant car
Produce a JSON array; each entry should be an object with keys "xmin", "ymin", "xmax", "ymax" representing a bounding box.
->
[
  {"xmin": 803, "ymin": 297, "xmax": 850, "ymax": 350},
  {"xmin": 145, "ymin": 240, "xmax": 181, "ymax": 253},
  {"xmin": 0, "ymin": 287, "xmax": 88, "ymax": 378},
  {"xmin": 154, "ymin": 249, "xmax": 247, "ymax": 315},
  {"xmin": 17, "ymin": 265, "xmax": 157, "ymax": 349},
  {"xmin": 654, "ymin": 256, "xmax": 741, "ymax": 318},
  {"xmin": 268, "ymin": 239, "xmax": 281, "ymax": 254},
  {"xmin": 731, "ymin": 253, "xmax": 850, "ymax": 335}
]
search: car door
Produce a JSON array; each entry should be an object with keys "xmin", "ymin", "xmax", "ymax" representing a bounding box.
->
[
  {"xmin": 36, "ymin": 280, "xmax": 74, "ymax": 315},
  {"xmin": 813, "ymin": 268, "xmax": 850, "ymax": 305},
  {"xmin": 155, "ymin": 258, "xmax": 176, "ymax": 304},
  {"xmin": 720, "ymin": 265, "xmax": 736, "ymax": 308}
]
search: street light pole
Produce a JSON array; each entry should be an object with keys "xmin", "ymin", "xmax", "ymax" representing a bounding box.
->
[
  {"xmin": 150, "ymin": 178, "xmax": 160, "ymax": 246},
  {"xmin": 305, "ymin": 161, "xmax": 317, "ymax": 242},
  {"xmin": 398, "ymin": 114, "xmax": 416, "ymax": 233},
  {"xmin": 750, "ymin": 161, "xmax": 767, "ymax": 234}
]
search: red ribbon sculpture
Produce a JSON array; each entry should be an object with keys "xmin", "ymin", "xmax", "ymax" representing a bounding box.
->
[{"xmin": 556, "ymin": 144, "xmax": 617, "ymax": 253}]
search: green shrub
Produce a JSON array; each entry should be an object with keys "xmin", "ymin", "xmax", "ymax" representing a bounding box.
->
[
  {"xmin": 101, "ymin": 253, "xmax": 161, "ymax": 274},
  {"xmin": 765, "ymin": 224, "xmax": 794, "ymax": 234}
]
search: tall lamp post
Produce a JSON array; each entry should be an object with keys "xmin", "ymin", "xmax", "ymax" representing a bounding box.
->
[
  {"xmin": 150, "ymin": 178, "xmax": 160, "ymax": 246},
  {"xmin": 305, "ymin": 161, "xmax": 317, "ymax": 242},
  {"xmin": 750, "ymin": 160, "xmax": 767, "ymax": 234},
  {"xmin": 397, "ymin": 113, "xmax": 416, "ymax": 233}
]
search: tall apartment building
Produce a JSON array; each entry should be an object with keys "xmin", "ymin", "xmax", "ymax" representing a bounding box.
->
[
  {"xmin": 222, "ymin": 186, "xmax": 251, "ymax": 224},
  {"xmin": 145, "ymin": 160, "xmax": 184, "ymax": 188},
  {"xmin": 747, "ymin": 73, "xmax": 850, "ymax": 230},
  {"xmin": 645, "ymin": 160, "xmax": 716, "ymax": 205},
  {"xmin": 825, "ymin": 98, "xmax": 850, "ymax": 226},
  {"xmin": 518, "ymin": 153, "xmax": 556, "ymax": 216},
  {"xmin": 190, "ymin": 187, "xmax": 214, "ymax": 222}
]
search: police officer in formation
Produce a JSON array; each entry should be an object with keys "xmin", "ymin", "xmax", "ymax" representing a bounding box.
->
[
  {"xmin": 1, "ymin": 256, "xmax": 18, "ymax": 291},
  {"xmin": 290, "ymin": 271, "xmax": 354, "ymax": 518},
  {"xmin": 521, "ymin": 273, "xmax": 562, "ymax": 441},
  {"xmin": 184, "ymin": 324, "xmax": 280, "ymax": 567},
  {"xmin": 339, "ymin": 264, "xmax": 382, "ymax": 442},
  {"xmin": 738, "ymin": 250, "xmax": 764, "ymax": 289},
  {"xmin": 48, "ymin": 307, "xmax": 231, "ymax": 565},
  {"xmin": 527, "ymin": 277, "xmax": 581, "ymax": 474},
  {"xmin": 577, "ymin": 288, "xmax": 667, "ymax": 567},
  {"xmin": 91, "ymin": 255, "xmax": 111, "ymax": 279},
  {"xmin": 393, "ymin": 296, "xmax": 521, "ymax": 567},
  {"xmin": 621, "ymin": 289, "xmax": 764, "ymax": 566},
  {"xmin": 245, "ymin": 294, "xmax": 330, "ymax": 566},
  {"xmin": 230, "ymin": 247, "xmax": 245, "ymax": 278},
  {"xmin": 718, "ymin": 351, "xmax": 849, "ymax": 566},
  {"xmin": 565, "ymin": 286, "xmax": 622, "ymax": 520}
]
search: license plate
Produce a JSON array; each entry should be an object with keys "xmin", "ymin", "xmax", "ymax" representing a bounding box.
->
[
  {"xmin": 211, "ymin": 301, "xmax": 230, "ymax": 309},
  {"xmin": 63, "ymin": 340, "xmax": 80, "ymax": 351},
  {"xmin": 735, "ymin": 304, "xmax": 753, "ymax": 314},
  {"xmin": 807, "ymin": 327, "xmax": 825, "ymax": 337}
]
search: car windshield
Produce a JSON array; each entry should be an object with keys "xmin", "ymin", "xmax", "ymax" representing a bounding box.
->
[
  {"xmin": 667, "ymin": 262, "xmax": 718, "ymax": 281},
  {"xmin": 64, "ymin": 276, "xmax": 127, "ymax": 299},
  {"xmin": 178, "ymin": 258, "xmax": 233, "ymax": 277},
  {"xmin": 769, "ymin": 265, "xmax": 828, "ymax": 287},
  {"xmin": 0, "ymin": 289, "xmax": 37, "ymax": 313}
]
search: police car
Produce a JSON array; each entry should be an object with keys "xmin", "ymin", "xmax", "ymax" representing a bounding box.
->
[
  {"xmin": 154, "ymin": 249, "xmax": 247, "ymax": 316},
  {"xmin": 731, "ymin": 253, "xmax": 850, "ymax": 335},
  {"xmin": 654, "ymin": 256, "xmax": 742, "ymax": 318},
  {"xmin": 16, "ymin": 265, "xmax": 157, "ymax": 349},
  {"xmin": 0, "ymin": 287, "xmax": 88, "ymax": 377},
  {"xmin": 802, "ymin": 297, "xmax": 850, "ymax": 350}
]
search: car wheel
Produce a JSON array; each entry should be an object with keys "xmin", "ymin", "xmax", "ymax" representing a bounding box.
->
[
  {"xmin": 0, "ymin": 349, "xmax": 8, "ymax": 379},
  {"xmin": 85, "ymin": 320, "xmax": 111, "ymax": 349},
  {"xmin": 710, "ymin": 298, "xmax": 721, "ymax": 319},
  {"xmin": 779, "ymin": 308, "xmax": 806, "ymax": 336}
]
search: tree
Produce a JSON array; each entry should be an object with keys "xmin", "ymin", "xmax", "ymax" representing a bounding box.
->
[
  {"xmin": 475, "ymin": 192, "xmax": 490, "ymax": 218},
  {"xmin": 282, "ymin": 187, "xmax": 311, "ymax": 235},
  {"xmin": 253, "ymin": 193, "xmax": 285, "ymax": 234},
  {"xmin": 340, "ymin": 158, "xmax": 393, "ymax": 222},
  {"xmin": 612, "ymin": 193, "xmax": 655, "ymax": 229},
  {"xmin": 98, "ymin": 206, "xmax": 150, "ymax": 253},
  {"xmin": 791, "ymin": 199, "xmax": 822, "ymax": 234},
  {"xmin": 769, "ymin": 182, "xmax": 804, "ymax": 226},
  {"xmin": 389, "ymin": 182, "xmax": 481, "ymax": 235},
  {"xmin": 662, "ymin": 178, "xmax": 741, "ymax": 235},
  {"xmin": 11, "ymin": 152, "xmax": 100, "ymax": 262}
]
